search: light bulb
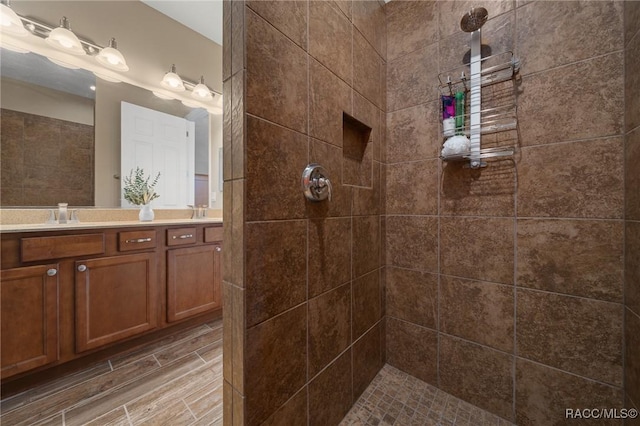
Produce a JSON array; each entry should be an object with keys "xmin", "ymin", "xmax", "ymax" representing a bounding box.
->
[
  {"xmin": 45, "ymin": 18, "xmax": 85, "ymax": 56},
  {"xmin": 160, "ymin": 64, "xmax": 185, "ymax": 92},
  {"xmin": 58, "ymin": 37, "xmax": 74, "ymax": 48},
  {"xmin": 96, "ymin": 38, "xmax": 129, "ymax": 72},
  {"xmin": 0, "ymin": 2, "xmax": 27, "ymax": 36},
  {"xmin": 191, "ymin": 76, "xmax": 213, "ymax": 101}
]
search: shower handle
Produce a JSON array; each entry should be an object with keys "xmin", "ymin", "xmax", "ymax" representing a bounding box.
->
[{"xmin": 302, "ymin": 164, "xmax": 332, "ymax": 202}]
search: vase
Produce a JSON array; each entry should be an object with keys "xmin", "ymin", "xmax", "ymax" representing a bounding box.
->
[{"xmin": 139, "ymin": 204, "xmax": 154, "ymax": 221}]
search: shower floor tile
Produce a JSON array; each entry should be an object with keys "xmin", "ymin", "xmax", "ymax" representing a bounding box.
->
[{"xmin": 341, "ymin": 364, "xmax": 515, "ymax": 426}]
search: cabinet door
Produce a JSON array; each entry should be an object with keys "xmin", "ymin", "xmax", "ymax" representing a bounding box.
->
[
  {"xmin": 167, "ymin": 244, "xmax": 222, "ymax": 322},
  {"xmin": 1, "ymin": 264, "xmax": 58, "ymax": 378},
  {"xmin": 75, "ymin": 253, "xmax": 158, "ymax": 352}
]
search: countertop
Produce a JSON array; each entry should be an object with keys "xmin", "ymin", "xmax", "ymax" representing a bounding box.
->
[{"xmin": 0, "ymin": 217, "xmax": 223, "ymax": 233}]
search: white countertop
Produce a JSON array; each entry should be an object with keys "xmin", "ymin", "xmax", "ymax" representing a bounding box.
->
[{"xmin": 0, "ymin": 217, "xmax": 223, "ymax": 233}]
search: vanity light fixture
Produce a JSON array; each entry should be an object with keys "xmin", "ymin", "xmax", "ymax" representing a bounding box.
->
[
  {"xmin": 93, "ymin": 71, "xmax": 122, "ymax": 83},
  {"xmin": 0, "ymin": 0, "xmax": 27, "ymax": 37},
  {"xmin": 159, "ymin": 65, "xmax": 218, "ymax": 102},
  {"xmin": 45, "ymin": 16, "xmax": 85, "ymax": 55},
  {"xmin": 214, "ymin": 94, "xmax": 223, "ymax": 107},
  {"xmin": 152, "ymin": 90, "xmax": 175, "ymax": 100},
  {"xmin": 7, "ymin": 11, "xmax": 130, "ymax": 76},
  {"xmin": 1, "ymin": 41, "xmax": 29, "ymax": 53},
  {"xmin": 95, "ymin": 38, "xmax": 129, "ymax": 71},
  {"xmin": 161, "ymin": 64, "xmax": 185, "ymax": 92},
  {"xmin": 191, "ymin": 76, "xmax": 213, "ymax": 101},
  {"xmin": 154, "ymin": 66, "xmax": 222, "ymax": 113},
  {"xmin": 181, "ymin": 99, "xmax": 202, "ymax": 108},
  {"xmin": 48, "ymin": 57, "xmax": 80, "ymax": 69}
]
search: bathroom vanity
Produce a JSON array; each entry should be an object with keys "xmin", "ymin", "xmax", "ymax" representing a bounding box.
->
[{"xmin": 0, "ymin": 219, "xmax": 222, "ymax": 392}]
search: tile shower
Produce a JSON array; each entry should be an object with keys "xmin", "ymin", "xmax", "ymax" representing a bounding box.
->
[{"xmin": 223, "ymin": 0, "xmax": 639, "ymax": 425}]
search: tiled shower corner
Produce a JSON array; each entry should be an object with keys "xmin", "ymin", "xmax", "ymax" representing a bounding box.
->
[{"xmin": 341, "ymin": 364, "xmax": 514, "ymax": 426}]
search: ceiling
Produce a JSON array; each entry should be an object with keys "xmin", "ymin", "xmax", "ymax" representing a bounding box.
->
[{"xmin": 141, "ymin": 0, "xmax": 223, "ymax": 46}]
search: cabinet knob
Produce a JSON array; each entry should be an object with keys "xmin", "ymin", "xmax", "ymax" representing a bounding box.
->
[
  {"xmin": 215, "ymin": 246, "xmax": 222, "ymax": 252},
  {"xmin": 77, "ymin": 264, "xmax": 87, "ymax": 272},
  {"xmin": 47, "ymin": 268, "xmax": 57, "ymax": 276}
]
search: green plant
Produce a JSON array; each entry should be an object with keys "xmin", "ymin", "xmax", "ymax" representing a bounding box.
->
[{"xmin": 123, "ymin": 167, "xmax": 160, "ymax": 205}]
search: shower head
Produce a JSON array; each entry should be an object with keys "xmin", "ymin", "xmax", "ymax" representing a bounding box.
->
[{"xmin": 460, "ymin": 7, "xmax": 488, "ymax": 32}]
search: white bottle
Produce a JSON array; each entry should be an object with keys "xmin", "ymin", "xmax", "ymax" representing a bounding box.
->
[{"xmin": 443, "ymin": 117, "xmax": 456, "ymax": 137}]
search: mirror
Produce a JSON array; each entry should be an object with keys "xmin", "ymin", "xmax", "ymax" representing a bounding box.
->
[{"xmin": 0, "ymin": 0, "xmax": 223, "ymax": 209}]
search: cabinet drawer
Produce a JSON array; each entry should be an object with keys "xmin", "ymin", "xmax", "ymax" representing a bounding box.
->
[
  {"xmin": 21, "ymin": 234, "xmax": 105, "ymax": 262},
  {"xmin": 167, "ymin": 228, "xmax": 197, "ymax": 246},
  {"xmin": 118, "ymin": 230, "xmax": 157, "ymax": 252},
  {"xmin": 204, "ymin": 226, "xmax": 223, "ymax": 243}
]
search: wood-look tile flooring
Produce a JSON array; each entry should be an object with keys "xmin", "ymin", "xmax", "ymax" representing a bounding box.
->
[
  {"xmin": 0, "ymin": 320, "xmax": 223, "ymax": 426},
  {"xmin": 1, "ymin": 322, "xmax": 513, "ymax": 426},
  {"xmin": 341, "ymin": 364, "xmax": 515, "ymax": 426}
]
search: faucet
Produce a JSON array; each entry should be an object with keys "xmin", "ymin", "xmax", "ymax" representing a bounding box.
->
[
  {"xmin": 57, "ymin": 203, "xmax": 68, "ymax": 224},
  {"xmin": 188, "ymin": 205, "xmax": 208, "ymax": 219},
  {"xmin": 46, "ymin": 203, "xmax": 79, "ymax": 225}
]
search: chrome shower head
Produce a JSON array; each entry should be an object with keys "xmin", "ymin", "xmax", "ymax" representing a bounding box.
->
[{"xmin": 460, "ymin": 7, "xmax": 488, "ymax": 32}]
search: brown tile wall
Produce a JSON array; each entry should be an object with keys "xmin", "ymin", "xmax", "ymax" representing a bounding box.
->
[
  {"xmin": 0, "ymin": 109, "xmax": 95, "ymax": 206},
  {"xmin": 625, "ymin": 0, "xmax": 640, "ymax": 422},
  {"xmin": 384, "ymin": 1, "xmax": 629, "ymax": 423},
  {"xmin": 223, "ymin": 1, "xmax": 386, "ymax": 424}
]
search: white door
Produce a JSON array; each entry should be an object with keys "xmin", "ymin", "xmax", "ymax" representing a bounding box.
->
[{"xmin": 121, "ymin": 102, "xmax": 195, "ymax": 208}]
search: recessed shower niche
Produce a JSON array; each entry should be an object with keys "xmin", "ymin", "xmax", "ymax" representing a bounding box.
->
[{"xmin": 342, "ymin": 112, "xmax": 373, "ymax": 187}]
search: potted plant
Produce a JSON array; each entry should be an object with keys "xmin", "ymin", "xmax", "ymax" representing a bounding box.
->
[{"xmin": 123, "ymin": 167, "xmax": 160, "ymax": 221}]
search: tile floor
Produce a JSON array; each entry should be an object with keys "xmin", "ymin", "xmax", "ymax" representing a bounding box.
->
[
  {"xmin": 0, "ymin": 320, "xmax": 223, "ymax": 426},
  {"xmin": 1, "ymin": 321, "xmax": 510, "ymax": 426},
  {"xmin": 341, "ymin": 364, "xmax": 514, "ymax": 426}
]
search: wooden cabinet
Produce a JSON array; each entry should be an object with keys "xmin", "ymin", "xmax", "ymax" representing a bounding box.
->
[
  {"xmin": 167, "ymin": 243, "xmax": 222, "ymax": 322},
  {"xmin": 75, "ymin": 253, "xmax": 158, "ymax": 352},
  {"xmin": 0, "ymin": 222, "xmax": 222, "ymax": 384},
  {"xmin": 1, "ymin": 264, "xmax": 59, "ymax": 379}
]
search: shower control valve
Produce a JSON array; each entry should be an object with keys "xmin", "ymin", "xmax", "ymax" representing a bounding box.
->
[{"xmin": 302, "ymin": 164, "xmax": 332, "ymax": 202}]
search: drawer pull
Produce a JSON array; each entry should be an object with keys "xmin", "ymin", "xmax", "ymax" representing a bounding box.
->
[
  {"xmin": 77, "ymin": 264, "xmax": 87, "ymax": 272},
  {"xmin": 215, "ymin": 246, "xmax": 222, "ymax": 252},
  {"xmin": 125, "ymin": 237, "xmax": 152, "ymax": 244},
  {"xmin": 173, "ymin": 234, "xmax": 193, "ymax": 240},
  {"xmin": 47, "ymin": 268, "xmax": 57, "ymax": 276}
]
